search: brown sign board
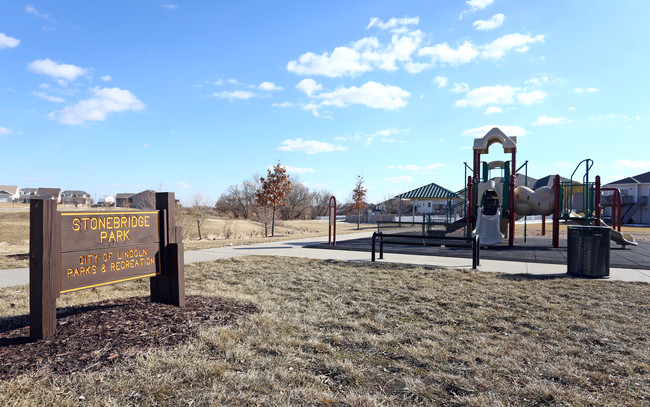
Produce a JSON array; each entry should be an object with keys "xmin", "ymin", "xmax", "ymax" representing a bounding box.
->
[
  {"xmin": 59, "ymin": 211, "xmax": 161, "ymax": 293},
  {"xmin": 60, "ymin": 211, "xmax": 160, "ymax": 252},
  {"xmin": 30, "ymin": 194, "xmax": 184, "ymax": 340},
  {"xmin": 60, "ymin": 242, "xmax": 160, "ymax": 293}
]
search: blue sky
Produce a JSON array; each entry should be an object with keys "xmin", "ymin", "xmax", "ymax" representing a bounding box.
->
[{"xmin": 1, "ymin": 1, "xmax": 649, "ymax": 205}]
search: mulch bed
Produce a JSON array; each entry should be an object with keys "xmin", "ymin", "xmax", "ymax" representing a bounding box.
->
[{"xmin": 0, "ymin": 295, "xmax": 258, "ymax": 380}]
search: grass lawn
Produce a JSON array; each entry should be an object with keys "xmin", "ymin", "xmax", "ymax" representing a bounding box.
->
[{"xmin": 1, "ymin": 256, "xmax": 648, "ymax": 405}]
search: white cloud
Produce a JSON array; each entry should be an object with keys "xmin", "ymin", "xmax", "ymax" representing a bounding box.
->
[
  {"xmin": 288, "ymin": 17, "xmax": 543, "ymax": 77},
  {"xmin": 467, "ymin": 0, "xmax": 494, "ymax": 12},
  {"xmin": 433, "ymin": 76, "xmax": 448, "ymax": 88},
  {"xmin": 455, "ymin": 84, "xmax": 546, "ymax": 108},
  {"xmin": 259, "ymin": 81, "xmax": 283, "ymax": 91},
  {"xmin": 49, "ymin": 87, "xmax": 145, "ymax": 125},
  {"xmin": 161, "ymin": 4, "xmax": 178, "ymax": 10},
  {"xmin": 27, "ymin": 59, "xmax": 87, "ymax": 82},
  {"xmin": 177, "ymin": 181, "xmax": 191, "ymax": 189},
  {"xmin": 25, "ymin": 5, "xmax": 53, "ymax": 21},
  {"xmin": 287, "ymin": 46, "xmax": 372, "ymax": 77},
  {"xmin": 367, "ymin": 17, "xmax": 419, "ymax": 31},
  {"xmin": 227, "ymin": 79, "xmax": 241, "ymax": 85},
  {"xmin": 575, "ymin": 87, "xmax": 599, "ymax": 93},
  {"xmin": 473, "ymin": 13, "xmax": 505, "ymax": 31},
  {"xmin": 272, "ymin": 101, "xmax": 294, "ymax": 108},
  {"xmin": 32, "ymin": 91, "xmax": 65, "ymax": 103},
  {"xmin": 614, "ymin": 160, "xmax": 650, "ymax": 171},
  {"xmin": 517, "ymin": 90, "xmax": 547, "ymax": 105},
  {"xmin": 461, "ymin": 125, "xmax": 528, "ymax": 138},
  {"xmin": 451, "ymin": 82, "xmax": 470, "ymax": 93},
  {"xmin": 295, "ymin": 78, "xmax": 323, "ymax": 96},
  {"xmin": 285, "ymin": 166, "xmax": 316, "ymax": 174},
  {"xmin": 278, "ymin": 138, "xmax": 347, "ymax": 154},
  {"xmin": 455, "ymin": 85, "xmax": 517, "ymax": 107},
  {"xmin": 389, "ymin": 164, "xmax": 444, "ymax": 174},
  {"xmin": 212, "ymin": 90, "xmax": 255, "ymax": 100},
  {"xmin": 525, "ymin": 76, "xmax": 549, "ymax": 86},
  {"xmin": 533, "ymin": 116, "xmax": 567, "ymax": 126},
  {"xmin": 485, "ymin": 106, "xmax": 502, "ymax": 114},
  {"xmin": 384, "ymin": 176, "xmax": 413, "ymax": 183},
  {"xmin": 0, "ymin": 33, "xmax": 20, "ymax": 49},
  {"xmin": 0, "ymin": 127, "xmax": 12, "ymax": 135},
  {"xmin": 362, "ymin": 128, "xmax": 409, "ymax": 147},
  {"xmin": 481, "ymin": 33, "xmax": 545, "ymax": 59},
  {"xmin": 101, "ymin": 75, "xmax": 112, "ymax": 82},
  {"xmin": 316, "ymin": 81, "xmax": 410, "ymax": 110},
  {"xmin": 419, "ymin": 41, "xmax": 479, "ymax": 66}
]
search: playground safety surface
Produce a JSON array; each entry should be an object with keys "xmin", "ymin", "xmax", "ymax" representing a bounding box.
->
[{"xmin": 306, "ymin": 236, "xmax": 650, "ymax": 270}]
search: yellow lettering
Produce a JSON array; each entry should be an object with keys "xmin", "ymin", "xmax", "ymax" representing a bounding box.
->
[
  {"xmin": 98, "ymin": 216, "xmax": 106, "ymax": 230},
  {"xmin": 144, "ymin": 216, "xmax": 150, "ymax": 227},
  {"xmin": 123, "ymin": 229, "xmax": 130, "ymax": 241},
  {"xmin": 100, "ymin": 231, "xmax": 107, "ymax": 243},
  {"xmin": 82, "ymin": 217, "xmax": 90, "ymax": 230},
  {"xmin": 90, "ymin": 217, "xmax": 98, "ymax": 230},
  {"xmin": 67, "ymin": 268, "xmax": 73, "ymax": 278},
  {"xmin": 72, "ymin": 218, "xmax": 81, "ymax": 231}
]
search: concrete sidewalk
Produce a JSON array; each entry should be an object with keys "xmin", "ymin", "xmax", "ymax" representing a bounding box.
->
[{"xmin": 2, "ymin": 231, "xmax": 649, "ymax": 288}]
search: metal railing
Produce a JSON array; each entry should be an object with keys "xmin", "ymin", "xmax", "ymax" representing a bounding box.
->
[{"xmin": 371, "ymin": 231, "xmax": 480, "ymax": 269}]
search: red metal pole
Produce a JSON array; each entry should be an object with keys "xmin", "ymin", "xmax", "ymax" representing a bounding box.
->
[
  {"xmin": 552, "ymin": 175, "xmax": 560, "ymax": 248},
  {"xmin": 467, "ymin": 176, "xmax": 474, "ymax": 232},
  {"xmin": 542, "ymin": 215, "xmax": 546, "ymax": 235},
  {"xmin": 508, "ymin": 173, "xmax": 515, "ymax": 246},
  {"xmin": 601, "ymin": 188, "xmax": 622, "ymax": 232}
]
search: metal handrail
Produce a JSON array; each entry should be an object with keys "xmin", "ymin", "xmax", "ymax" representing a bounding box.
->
[{"xmin": 371, "ymin": 231, "xmax": 480, "ymax": 269}]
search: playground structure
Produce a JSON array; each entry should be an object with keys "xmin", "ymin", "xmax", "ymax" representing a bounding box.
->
[{"xmin": 467, "ymin": 128, "xmax": 637, "ymax": 248}]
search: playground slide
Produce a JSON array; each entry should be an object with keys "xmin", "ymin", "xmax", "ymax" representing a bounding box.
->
[
  {"xmin": 566, "ymin": 212, "xmax": 638, "ymax": 246},
  {"xmin": 472, "ymin": 207, "xmax": 504, "ymax": 245}
]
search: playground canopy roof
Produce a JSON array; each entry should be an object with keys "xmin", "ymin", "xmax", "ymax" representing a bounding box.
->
[{"xmin": 395, "ymin": 182, "xmax": 462, "ymax": 200}]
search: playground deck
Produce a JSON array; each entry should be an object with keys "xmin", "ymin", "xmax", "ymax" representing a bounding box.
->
[{"xmin": 307, "ymin": 236, "xmax": 650, "ymax": 270}]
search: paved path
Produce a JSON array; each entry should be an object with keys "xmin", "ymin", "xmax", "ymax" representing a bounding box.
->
[{"xmin": 2, "ymin": 231, "xmax": 649, "ymax": 288}]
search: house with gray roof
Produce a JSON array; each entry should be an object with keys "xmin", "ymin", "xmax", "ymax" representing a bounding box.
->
[
  {"xmin": 0, "ymin": 185, "xmax": 19, "ymax": 202},
  {"xmin": 605, "ymin": 171, "xmax": 650, "ymax": 224},
  {"xmin": 394, "ymin": 182, "xmax": 464, "ymax": 216}
]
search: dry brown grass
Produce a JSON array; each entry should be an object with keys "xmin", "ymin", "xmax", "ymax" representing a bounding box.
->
[{"xmin": 1, "ymin": 256, "xmax": 648, "ymax": 405}]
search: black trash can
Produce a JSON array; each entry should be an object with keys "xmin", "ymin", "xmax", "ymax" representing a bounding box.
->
[{"xmin": 567, "ymin": 225, "xmax": 610, "ymax": 278}]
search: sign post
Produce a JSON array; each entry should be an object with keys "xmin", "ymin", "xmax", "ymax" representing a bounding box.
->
[
  {"xmin": 29, "ymin": 192, "xmax": 184, "ymax": 340},
  {"xmin": 328, "ymin": 196, "xmax": 337, "ymax": 246}
]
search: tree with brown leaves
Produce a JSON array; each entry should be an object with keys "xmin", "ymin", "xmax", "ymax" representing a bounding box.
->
[
  {"xmin": 256, "ymin": 162, "xmax": 292, "ymax": 237},
  {"xmin": 351, "ymin": 175, "xmax": 367, "ymax": 230}
]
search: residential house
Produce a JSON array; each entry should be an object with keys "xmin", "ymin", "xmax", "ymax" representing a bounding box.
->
[
  {"xmin": 36, "ymin": 188, "xmax": 62, "ymax": 203},
  {"xmin": 395, "ymin": 182, "xmax": 464, "ymax": 219},
  {"xmin": 62, "ymin": 190, "xmax": 92, "ymax": 206},
  {"xmin": 604, "ymin": 171, "xmax": 650, "ymax": 225},
  {"xmin": 0, "ymin": 185, "xmax": 19, "ymax": 202},
  {"xmin": 115, "ymin": 190, "xmax": 156, "ymax": 209},
  {"xmin": 19, "ymin": 187, "xmax": 38, "ymax": 202}
]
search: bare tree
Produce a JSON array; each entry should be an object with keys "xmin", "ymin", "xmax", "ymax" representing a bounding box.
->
[
  {"xmin": 215, "ymin": 177, "xmax": 259, "ymax": 219},
  {"xmin": 351, "ymin": 175, "xmax": 367, "ymax": 230},
  {"xmin": 191, "ymin": 193, "xmax": 209, "ymax": 240},
  {"xmin": 256, "ymin": 162, "xmax": 292, "ymax": 237},
  {"xmin": 280, "ymin": 176, "xmax": 314, "ymax": 220},
  {"xmin": 312, "ymin": 189, "xmax": 333, "ymax": 218}
]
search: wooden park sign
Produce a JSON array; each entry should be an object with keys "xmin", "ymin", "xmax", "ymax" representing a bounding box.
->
[{"xmin": 30, "ymin": 192, "xmax": 184, "ymax": 340}]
